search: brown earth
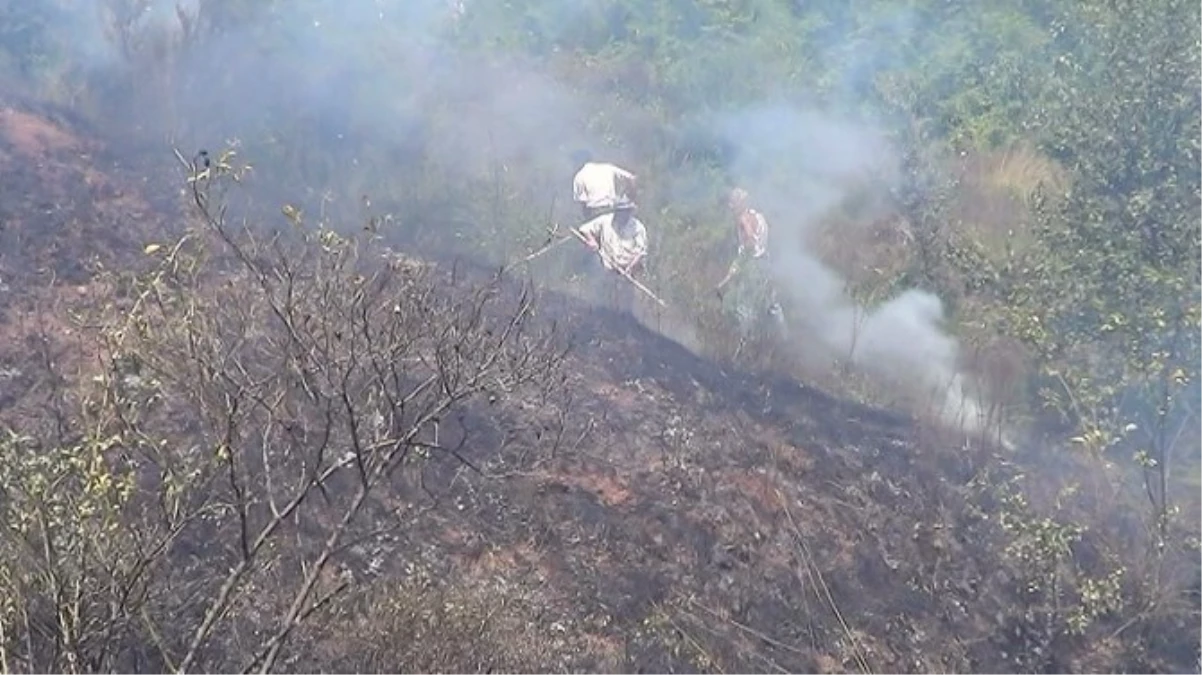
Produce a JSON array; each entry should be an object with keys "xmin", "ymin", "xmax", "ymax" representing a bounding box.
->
[{"xmin": 0, "ymin": 99, "xmax": 1195, "ymax": 674}]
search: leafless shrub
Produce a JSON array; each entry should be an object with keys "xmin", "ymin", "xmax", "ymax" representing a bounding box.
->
[{"xmin": 0, "ymin": 148, "xmax": 572, "ymax": 673}]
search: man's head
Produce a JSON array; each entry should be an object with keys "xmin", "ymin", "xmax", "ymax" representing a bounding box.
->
[
  {"xmin": 728, "ymin": 187, "xmax": 750, "ymax": 212},
  {"xmin": 570, "ymin": 148, "xmax": 594, "ymax": 168},
  {"xmin": 612, "ymin": 208, "xmax": 642, "ymax": 236}
]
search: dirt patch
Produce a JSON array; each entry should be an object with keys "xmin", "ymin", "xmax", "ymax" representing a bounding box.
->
[
  {"xmin": 0, "ymin": 104, "xmax": 166, "ymax": 295},
  {"xmin": 534, "ymin": 467, "xmax": 633, "ymax": 506},
  {"xmin": 0, "ymin": 106, "xmax": 82, "ymax": 159},
  {"xmin": 464, "ymin": 540, "xmax": 558, "ymax": 583},
  {"xmin": 723, "ymin": 467, "xmax": 785, "ymax": 515},
  {"xmin": 587, "ymin": 379, "xmax": 645, "ymax": 411}
]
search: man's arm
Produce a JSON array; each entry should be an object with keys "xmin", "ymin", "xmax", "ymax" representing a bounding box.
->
[
  {"xmin": 716, "ymin": 258, "xmax": 740, "ymax": 292},
  {"xmin": 623, "ymin": 226, "xmax": 648, "ymax": 274},
  {"xmin": 577, "ymin": 218, "xmax": 601, "ymax": 250}
]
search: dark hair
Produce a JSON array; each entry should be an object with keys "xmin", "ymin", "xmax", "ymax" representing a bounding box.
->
[{"xmin": 570, "ymin": 148, "xmax": 594, "ymax": 166}]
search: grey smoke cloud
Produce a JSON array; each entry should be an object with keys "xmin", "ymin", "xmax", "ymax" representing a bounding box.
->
[
  {"xmin": 37, "ymin": 0, "xmax": 597, "ymax": 205},
  {"xmin": 13, "ymin": 0, "xmax": 994, "ymax": 436},
  {"xmin": 712, "ymin": 104, "xmax": 988, "ymax": 435}
]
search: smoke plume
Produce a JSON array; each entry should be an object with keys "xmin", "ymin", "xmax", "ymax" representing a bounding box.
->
[
  {"xmin": 12, "ymin": 0, "xmax": 996, "ymax": 437},
  {"xmin": 713, "ymin": 104, "xmax": 989, "ymax": 436}
]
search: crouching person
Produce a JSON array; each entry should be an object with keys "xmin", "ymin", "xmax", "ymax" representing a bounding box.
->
[{"xmin": 578, "ymin": 207, "xmax": 648, "ymax": 314}]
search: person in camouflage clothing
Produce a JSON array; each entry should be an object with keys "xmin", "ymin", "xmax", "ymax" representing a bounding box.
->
[{"xmin": 716, "ymin": 188, "xmax": 785, "ymax": 354}]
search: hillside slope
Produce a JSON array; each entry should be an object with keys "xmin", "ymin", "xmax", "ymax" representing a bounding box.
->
[
  {"xmin": 0, "ymin": 101, "xmax": 1192, "ymax": 675},
  {"xmin": 301, "ymin": 295, "xmax": 1018, "ymax": 673},
  {"xmin": 0, "ymin": 97, "xmax": 168, "ymax": 288}
]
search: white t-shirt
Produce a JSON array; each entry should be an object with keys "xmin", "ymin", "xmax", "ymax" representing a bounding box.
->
[
  {"xmin": 573, "ymin": 162, "xmax": 636, "ymax": 210},
  {"xmin": 579, "ymin": 212, "xmax": 647, "ymax": 270}
]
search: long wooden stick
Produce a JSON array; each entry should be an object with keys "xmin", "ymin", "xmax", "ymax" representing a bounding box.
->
[
  {"xmin": 567, "ymin": 227, "xmax": 667, "ymax": 307},
  {"xmin": 521, "ymin": 232, "xmax": 573, "ymax": 262}
]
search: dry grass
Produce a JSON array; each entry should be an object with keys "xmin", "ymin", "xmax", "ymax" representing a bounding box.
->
[
  {"xmin": 976, "ymin": 141, "xmax": 1071, "ymax": 205},
  {"xmin": 952, "ymin": 141, "xmax": 1071, "ymax": 260},
  {"xmin": 300, "ymin": 574, "xmax": 619, "ymax": 673},
  {"xmin": 762, "ymin": 140, "xmax": 1066, "ymax": 444}
]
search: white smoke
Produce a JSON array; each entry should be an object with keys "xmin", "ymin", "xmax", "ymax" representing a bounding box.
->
[
  {"xmin": 15, "ymin": 0, "xmax": 995, "ymax": 438},
  {"xmin": 714, "ymin": 104, "xmax": 989, "ymax": 437}
]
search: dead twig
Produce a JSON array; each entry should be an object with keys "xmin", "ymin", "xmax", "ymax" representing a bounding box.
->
[
  {"xmin": 685, "ymin": 597, "xmax": 810, "ymax": 660},
  {"xmin": 653, "ymin": 600, "xmax": 726, "ymax": 674},
  {"xmin": 777, "ymin": 489, "xmax": 873, "ymax": 675}
]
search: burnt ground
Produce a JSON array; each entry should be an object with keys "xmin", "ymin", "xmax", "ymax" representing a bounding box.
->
[
  {"xmin": 0, "ymin": 98, "xmax": 173, "ymax": 291},
  {"xmin": 0, "ymin": 100, "xmax": 1197, "ymax": 674},
  {"xmin": 289, "ymin": 297, "xmax": 1021, "ymax": 674}
]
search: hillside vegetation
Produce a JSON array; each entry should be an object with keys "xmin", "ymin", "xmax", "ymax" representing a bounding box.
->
[{"xmin": 0, "ymin": 0, "xmax": 1198, "ymax": 672}]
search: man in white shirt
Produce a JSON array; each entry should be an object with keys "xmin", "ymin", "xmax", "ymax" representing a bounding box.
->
[
  {"xmin": 571, "ymin": 149, "xmax": 639, "ymax": 221},
  {"xmin": 577, "ymin": 208, "xmax": 648, "ymax": 313},
  {"xmin": 578, "ymin": 209, "xmax": 647, "ymax": 276}
]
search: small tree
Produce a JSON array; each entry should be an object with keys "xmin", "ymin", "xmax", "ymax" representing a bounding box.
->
[{"xmin": 1005, "ymin": 0, "xmax": 1201, "ymax": 534}]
